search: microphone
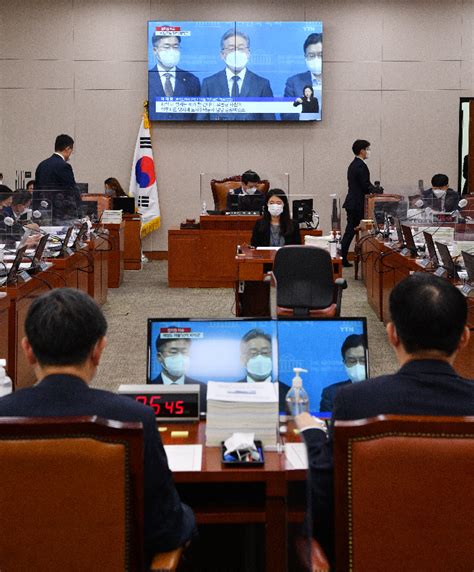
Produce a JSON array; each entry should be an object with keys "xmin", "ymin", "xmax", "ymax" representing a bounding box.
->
[
  {"xmin": 40, "ymin": 200, "xmax": 49, "ymax": 209},
  {"xmin": 3, "ymin": 217, "xmax": 14, "ymax": 227}
]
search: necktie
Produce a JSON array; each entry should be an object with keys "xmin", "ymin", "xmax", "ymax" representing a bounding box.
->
[
  {"xmin": 231, "ymin": 75, "xmax": 240, "ymax": 97},
  {"xmin": 163, "ymin": 73, "xmax": 173, "ymax": 97}
]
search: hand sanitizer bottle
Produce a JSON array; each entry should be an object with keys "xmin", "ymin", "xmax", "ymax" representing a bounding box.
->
[
  {"xmin": 0, "ymin": 359, "xmax": 12, "ymax": 397},
  {"xmin": 285, "ymin": 367, "xmax": 309, "ymax": 419}
]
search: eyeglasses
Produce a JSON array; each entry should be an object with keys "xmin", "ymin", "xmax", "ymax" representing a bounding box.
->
[
  {"xmin": 305, "ymin": 53, "xmax": 323, "ymax": 60},
  {"xmin": 247, "ymin": 349, "xmax": 272, "ymax": 358},
  {"xmin": 345, "ymin": 357, "xmax": 366, "ymax": 367},
  {"xmin": 157, "ymin": 43, "xmax": 181, "ymax": 51}
]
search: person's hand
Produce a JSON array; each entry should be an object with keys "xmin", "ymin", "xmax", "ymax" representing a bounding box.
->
[
  {"xmin": 25, "ymin": 234, "xmax": 41, "ymax": 248},
  {"xmin": 295, "ymin": 412, "xmax": 327, "ymax": 432},
  {"xmin": 25, "ymin": 223, "xmax": 40, "ymax": 231},
  {"xmin": 295, "ymin": 97, "xmax": 302, "ymax": 104}
]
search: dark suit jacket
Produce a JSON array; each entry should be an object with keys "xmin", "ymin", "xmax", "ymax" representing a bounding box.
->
[
  {"xmin": 422, "ymin": 188, "xmax": 460, "ymax": 212},
  {"xmin": 35, "ymin": 154, "xmax": 77, "ymax": 190},
  {"xmin": 148, "ymin": 66, "xmax": 200, "ymax": 121},
  {"xmin": 251, "ymin": 218, "xmax": 301, "ymax": 247},
  {"xmin": 151, "ymin": 373, "xmax": 208, "ymax": 414},
  {"xmin": 342, "ymin": 157, "xmax": 373, "ymax": 213},
  {"xmin": 302, "ymin": 360, "xmax": 474, "ymax": 562},
  {"xmin": 198, "ymin": 69, "xmax": 275, "ymax": 121},
  {"xmin": 0, "ymin": 374, "xmax": 196, "ymax": 559},
  {"xmin": 319, "ymin": 380, "xmax": 351, "ymax": 413},
  {"xmin": 237, "ymin": 378, "xmax": 290, "ymax": 411},
  {"xmin": 282, "ymin": 71, "xmax": 321, "ymax": 120}
]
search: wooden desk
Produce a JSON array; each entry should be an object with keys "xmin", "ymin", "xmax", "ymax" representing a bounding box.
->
[
  {"xmin": 123, "ymin": 213, "xmax": 142, "ymax": 270},
  {"xmin": 2, "ymin": 275, "xmax": 50, "ymax": 390},
  {"xmin": 168, "ymin": 215, "xmax": 324, "ymax": 288},
  {"xmin": 360, "ymin": 234, "xmax": 474, "ymax": 377},
  {"xmin": 103, "ymin": 222, "xmax": 124, "ymax": 288},
  {"xmin": 160, "ymin": 422, "xmax": 305, "ymax": 572},
  {"xmin": 87, "ymin": 233, "xmax": 109, "ymax": 305},
  {"xmin": 0, "ymin": 293, "xmax": 10, "ymax": 376},
  {"xmin": 45, "ymin": 251, "xmax": 90, "ymax": 292},
  {"xmin": 235, "ymin": 245, "xmax": 343, "ymax": 317}
]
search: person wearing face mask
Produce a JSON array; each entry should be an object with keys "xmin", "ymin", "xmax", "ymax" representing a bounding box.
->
[
  {"xmin": 104, "ymin": 177, "xmax": 128, "ymax": 198},
  {"xmin": 282, "ymin": 33, "xmax": 322, "ymax": 121},
  {"xmin": 319, "ymin": 334, "xmax": 367, "ymax": 413},
  {"xmin": 148, "ymin": 34, "xmax": 200, "ymax": 121},
  {"xmin": 340, "ymin": 139, "xmax": 377, "ymax": 268},
  {"xmin": 236, "ymin": 329, "xmax": 290, "ymax": 411},
  {"xmin": 421, "ymin": 174, "xmax": 460, "ymax": 212},
  {"xmin": 151, "ymin": 336, "xmax": 208, "ymax": 413},
  {"xmin": 250, "ymin": 188, "xmax": 301, "ymax": 247},
  {"xmin": 226, "ymin": 170, "xmax": 265, "ymax": 212},
  {"xmin": 198, "ymin": 29, "xmax": 274, "ymax": 121}
]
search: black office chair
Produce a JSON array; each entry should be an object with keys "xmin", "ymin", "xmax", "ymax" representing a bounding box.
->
[{"xmin": 269, "ymin": 246, "xmax": 347, "ymax": 317}]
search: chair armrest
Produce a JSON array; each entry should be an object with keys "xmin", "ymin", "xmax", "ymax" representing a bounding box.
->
[
  {"xmin": 264, "ymin": 271, "xmax": 277, "ymax": 287},
  {"xmin": 295, "ymin": 535, "xmax": 330, "ymax": 572},
  {"xmin": 335, "ymin": 277, "xmax": 347, "ymax": 289},
  {"xmin": 149, "ymin": 545, "xmax": 184, "ymax": 572}
]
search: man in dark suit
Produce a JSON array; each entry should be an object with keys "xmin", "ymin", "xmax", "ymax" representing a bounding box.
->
[
  {"xmin": 198, "ymin": 29, "xmax": 274, "ymax": 121},
  {"xmin": 282, "ymin": 32, "xmax": 322, "ymax": 121},
  {"xmin": 421, "ymin": 173, "xmax": 461, "ymax": 212},
  {"xmin": 148, "ymin": 33, "xmax": 200, "ymax": 121},
  {"xmin": 319, "ymin": 334, "xmax": 367, "ymax": 413},
  {"xmin": 296, "ymin": 273, "xmax": 474, "ymax": 563},
  {"xmin": 236, "ymin": 328, "xmax": 289, "ymax": 411},
  {"xmin": 35, "ymin": 134, "xmax": 77, "ymax": 190},
  {"xmin": 226, "ymin": 169, "xmax": 264, "ymax": 212},
  {"xmin": 150, "ymin": 335, "xmax": 208, "ymax": 414},
  {"xmin": 0, "ymin": 289, "xmax": 196, "ymax": 563},
  {"xmin": 340, "ymin": 139, "xmax": 375, "ymax": 267}
]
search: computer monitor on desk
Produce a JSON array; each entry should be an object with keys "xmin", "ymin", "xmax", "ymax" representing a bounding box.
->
[
  {"xmin": 228, "ymin": 193, "xmax": 264, "ymax": 214},
  {"xmin": 147, "ymin": 317, "xmax": 368, "ymax": 417},
  {"xmin": 435, "ymin": 241, "xmax": 460, "ymax": 280}
]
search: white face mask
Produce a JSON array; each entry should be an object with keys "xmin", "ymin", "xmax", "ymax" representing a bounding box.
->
[
  {"xmin": 157, "ymin": 49, "xmax": 180, "ymax": 69},
  {"xmin": 246, "ymin": 355, "xmax": 272, "ymax": 381},
  {"xmin": 306, "ymin": 57, "xmax": 322, "ymax": 75},
  {"xmin": 268, "ymin": 204, "xmax": 284, "ymax": 217},
  {"xmin": 245, "ymin": 187, "xmax": 257, "ymax": 195},
  {"xmin": 225, "ymin": 50, "xmax": 248, "ymax": 72},
  {"xmin": 163, "ymin": 354, "xmax": 189, "ymax": 378},
  {"xmin": 433, "ymin": 189, "xmax": 446, "ymax": 199},
  {"xmin": 345, "ymin": 363, "xmax": 366, "ymax": 383}
]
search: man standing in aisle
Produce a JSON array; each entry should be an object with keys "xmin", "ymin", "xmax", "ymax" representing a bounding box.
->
[
  {"xmin": 35, "ymin": 134, "xmax": 77, "ymax": 190},
  {"xmin": 340, "ymin": 139, "xmax": 375, "ymax": 267}
]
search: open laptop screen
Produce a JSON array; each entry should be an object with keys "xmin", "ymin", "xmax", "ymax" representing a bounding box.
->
[
  {"xmin": 435, "ymin": 241, "xmax": 459, "ymax": 280},
  {"xmin": 461, "ymin": 250, "xmax": 474, "ymax": 284}
]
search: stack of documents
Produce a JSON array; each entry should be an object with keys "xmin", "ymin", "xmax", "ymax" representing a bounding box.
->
[
  {"xmin": 101, "ymin": 210, "xmax": 123, "ymax": 224},
  {"xmin": 205, "ymin": 381, "xmax": 279, "ymax": 447}
]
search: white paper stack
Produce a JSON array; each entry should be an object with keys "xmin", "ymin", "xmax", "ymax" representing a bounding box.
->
[
  {"xmin": 205, "ymin": 381, "xmax": 279, "ymax": 447},
  {"xmin": 304, "ymin": 234, "xmax": 331, "ymax": 252},
  {"xmin": 101, "ymin": 210, "xmax": 123, "ymax": 224}
]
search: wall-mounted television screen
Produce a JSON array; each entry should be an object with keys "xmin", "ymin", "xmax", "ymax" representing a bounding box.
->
[{"xmin": 147, "ymin": 21, "xmax": 323, "ymax": 122}]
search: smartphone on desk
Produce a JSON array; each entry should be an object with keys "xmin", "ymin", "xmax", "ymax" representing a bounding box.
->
[{"xmin": 221, "ymin": 441, "xmax": 265, "ymax": 467}]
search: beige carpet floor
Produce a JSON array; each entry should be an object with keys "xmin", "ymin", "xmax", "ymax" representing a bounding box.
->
[{"xmin": 93, "ymin": 261, "xmax": 399, "ymax": 391}]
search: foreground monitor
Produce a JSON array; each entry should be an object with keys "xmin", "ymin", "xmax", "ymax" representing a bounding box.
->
[
  {"xmin": 147, "ymin": 318, "xmax": 368, "ymax": 416},
  {"xmin": 148, "ymin": 21, "xmax": 323, "ymax": 122}
]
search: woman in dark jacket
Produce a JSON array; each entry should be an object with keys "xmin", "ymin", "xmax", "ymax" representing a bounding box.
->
[
  {"xmin": 293, "ymin": 85, "xmax": 319, "ymax": 114},
  {"xmin": 251, "ymin": 188, "xmax": 301, "ymax": 247}
]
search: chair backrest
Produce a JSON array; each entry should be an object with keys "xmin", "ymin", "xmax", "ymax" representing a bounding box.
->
[
  {"xmin": 273, "ymin": 246, "xmax": 335, "ymax": 313},
  {"xmin": 333, "ymin": 414, "xmax": 474, "ymax": 572},
  {"xmin": 210, "ymin": 176, "xmax": 270, "ymax": 211},
  {"xmin": 0, "ymin": 416, "xmax": 144, "ymax": 572}
]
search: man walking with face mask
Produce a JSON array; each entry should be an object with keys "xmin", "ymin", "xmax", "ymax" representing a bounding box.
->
[
  {"xmin": 198, "ymin": 29, "xmax": 274, "ymax": 121},
  {"xmin": 340, "ymin": 139, "xmax": 375, "ymax": 268},
  {"xmin": 148, "ymin": 33, "xmax": 200, "ymax": 121}
]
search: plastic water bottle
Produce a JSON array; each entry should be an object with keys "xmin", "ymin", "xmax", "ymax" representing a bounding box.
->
[
  {"xmin": 285, "ymin": 368, "xmax": 309, "ymax": 418},
  {"xmin": 0, "ymin": 359, "xmax": 12, "ymax": 397},
  {"xmin": 335, "ymin": 231, "xmax": 342, "ymax": 256},
  {"xmin": 328, "ymin": 232, "xmax": 337, "ymax": 258},
  {"xmin": 201, "ymin": 201, "xmax": 207, "ymax": 215}
]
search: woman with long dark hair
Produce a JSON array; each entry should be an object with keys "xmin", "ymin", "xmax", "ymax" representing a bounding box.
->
[
  {"xmin": 250, "ymin": 188, "xmax": 301, "ymax": 247},
  {"xmin": 104, "ymin": 177, "xmax": 128, "ymax": 197}
]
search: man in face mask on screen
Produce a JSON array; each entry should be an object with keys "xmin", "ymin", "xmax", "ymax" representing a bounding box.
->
[
  {"xmin": 282, "ymin": 32, "xmax": 323, "ymax": 121},
  {"xmin": 148, "ymin": 33, "xmax": 201, "ymax": 121},
  {"xmin": 237, "ymin": 329, "xmax": 289, "ymax": 410},
  {"xmin": 319, "ymin": 334, "xmax": 367, "ymax": 413},
  {"xmin": 198, "ymin": 29, "xmax": 275, "ymax": 121},
  {"xmin": 151, "ymin": 336, "xmax": 208, "ymax": 413}
]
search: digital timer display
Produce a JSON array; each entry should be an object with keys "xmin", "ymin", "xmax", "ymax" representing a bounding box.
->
[{"xmin": 118, "ymin": 386, "xmax": 200, "ymax": 421}]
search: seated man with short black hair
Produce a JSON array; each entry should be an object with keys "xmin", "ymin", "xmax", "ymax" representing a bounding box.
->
[
  {"xmin": 0, "ymin": 288, "xmax": 196, "ymax": 563},
  {"xmin": 422, "ymin": 173, "xmax": 460, "ymax": 212},
  {"xmin": 296, "ymin": 273, "xmax": 474, "ymax": 563},
  {"xmin": 226, "ymin": 169, "xmax": 265, "ymax": 212}
]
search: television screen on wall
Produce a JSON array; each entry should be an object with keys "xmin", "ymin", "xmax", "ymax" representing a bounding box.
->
[{"xmin": 147, "ymin": 21, "xmax": 323, "ymax": 122}]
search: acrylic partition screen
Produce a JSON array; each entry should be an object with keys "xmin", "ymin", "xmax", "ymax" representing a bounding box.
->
[{"xmin": 147, "ymin": 21, "xmax": 323, "ymax": 122}]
